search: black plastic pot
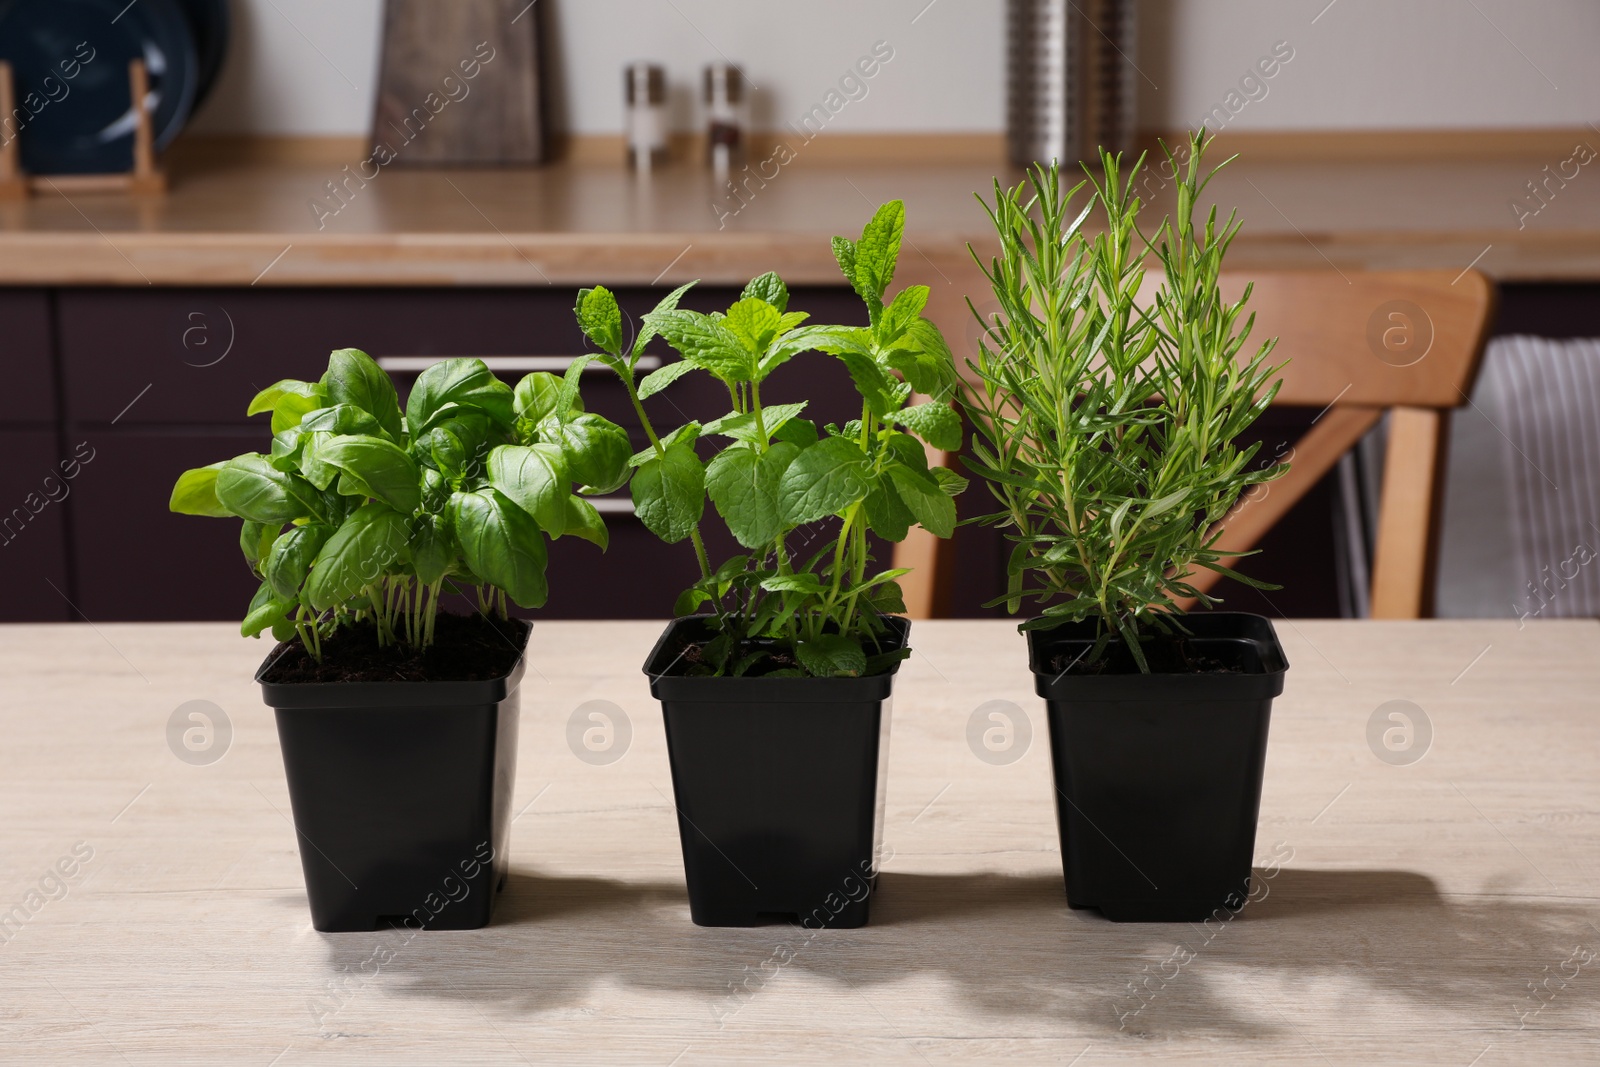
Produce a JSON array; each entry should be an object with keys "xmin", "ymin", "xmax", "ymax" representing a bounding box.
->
[
  {"xmin": 257, "ymin": 627, "xmax": 527, "ymax": 933},
  {"xmin": 644, "ymin": 617, "xmax": 907, "ymax": 928},
  {"xmin": 1029, "ymin": 612, "xmax": 1288, "ymax": 922}
]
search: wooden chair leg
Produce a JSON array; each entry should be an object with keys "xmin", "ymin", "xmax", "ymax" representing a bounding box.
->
[{"xmin": 1371, "ymin": 406, "xmax": 1450, "ymax": 618}]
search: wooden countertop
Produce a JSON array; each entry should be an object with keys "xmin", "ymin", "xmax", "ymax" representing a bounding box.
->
[
  {"xmin": 2, "ymin": 619, "xmax": 1597, "ymax": 1063},
  {"xmin": 1, "ymin": 142, "xmax": 1598, "ymax": 287}
]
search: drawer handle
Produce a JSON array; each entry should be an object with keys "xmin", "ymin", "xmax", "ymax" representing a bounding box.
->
[
  {"xmin": 586, "ymin": 497, "xmax": 635, "ymax": 515},
  {"xmin": 376, "ymin": 356, "xmax": 662, "ymax": 373}
]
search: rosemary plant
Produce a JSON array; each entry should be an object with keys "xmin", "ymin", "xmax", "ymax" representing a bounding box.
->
[{"xmin": 961, "ymin": 132, "xmax": 1286, "ymax": 671}]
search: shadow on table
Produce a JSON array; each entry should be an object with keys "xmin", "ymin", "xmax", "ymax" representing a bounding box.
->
[{"xmin": 314, "ymin": 864, "xmax": 1596, "ymax": 1039}]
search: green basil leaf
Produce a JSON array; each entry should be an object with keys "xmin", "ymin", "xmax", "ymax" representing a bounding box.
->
[
  {"xmin": 488, "ymin": 443, "xmax": 569, "ymax": 536},
  {"xmin": 513, "ymin": 371, "xmax": 575, "ymax": 424},
  {"xmin": 316, "ymin": 435, "xmax": 422, "ymax": 513},
  {"xmin": 298, "ymin": 432, "xmax": 339, "ymax": 490},
  {"xmin": 889, "ymin": 401, "xmax": 963, "ymax": 451},
  {"xmin": 411, "ymin": 511, "xmax": 455, "ymax": 586},
  {"xmin": 778, "ymin": 437, "xmax": 871, "ymax": 525},
  {"xmin": 560, "ymin": 494, "xmax": 609, "ymax": 550},
  {"xmin": 265, "ymin": 523, "xmax": 332, "ymax": 600},
  {"xmin": 304, "ymin": 502, "xmax": 411, "ymax": 611},
  {"xmin": 242, "ymin": 581, "xmax": 294, "ymax": 639},
  {"xmin": 298, "ymin": 403, "xmax": 382, "ymax": 438},
  {"xmin": 555, "ymin": 413, "xmax": 632, "ymax": 494},
  {"xmin": 247, "ymin": 379, "xmax": 323, "ymax": 418},
  {"xmin": 407, "ymin": 358, "xmax": 515, "ymax": 432},
  {"xmin": 169, "ymin": 462, "xmax": 232, "ymax": 517},
  {"xmin": 270, "ymin": 392, "xmax": 322, "ymax": 436},
  {"xmin": 631, "ymin": 442, "xmax": 705, "ymax": 544},
  {"xmin": 216, "ymin": 455, "xmax": 325, "ymax": 524},
  {"xmin": 796, "ymin": 633, "xmax": 867, "ymax": 678},
  {"xmin": 239, "ymin": 520, "xmax": 278, "ymax": 567},
  {"xmin": 449, "ymin": 488, "xmax": 550, "ymax": 609},
  {"xmin": 324, "ymin": 348, "xmax": 403, "ymax": 441}
]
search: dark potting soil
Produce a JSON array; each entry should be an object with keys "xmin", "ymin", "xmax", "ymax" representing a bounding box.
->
[
  {"xmin": 260, "ymin": 613, "xmax": 529, "ymax": 684},
  {"xmin": 1049, "ymin": 634, "xmax": 1248, "ymax": 676},
  {"xmin": 672, "ymin": 629, "xmax": 905, "ymax": 678}
]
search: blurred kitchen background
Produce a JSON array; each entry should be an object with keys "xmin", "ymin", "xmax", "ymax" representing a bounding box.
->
[{"xmin": 1, "ymin": 0, "xmax": 1596, "ymax": 626}]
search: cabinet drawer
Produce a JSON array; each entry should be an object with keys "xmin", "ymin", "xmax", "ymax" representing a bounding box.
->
[
  {"xmin": 57, "ymin": 286, "xmax": 870, "ymax": 432},
  {"xmin": 0, "ymin": 291, "xmax": 56, "ymax": 423},
  {"xmin": 0, "ymin": 430, "xmax": 74, "ymax": 621}
]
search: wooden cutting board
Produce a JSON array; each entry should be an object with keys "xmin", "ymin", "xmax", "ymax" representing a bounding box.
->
[{"xmin": 372, "ymin": 0, "xmax": 547, "ymax": 165}]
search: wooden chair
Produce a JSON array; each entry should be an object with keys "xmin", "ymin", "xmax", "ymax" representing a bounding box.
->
[{"xmin": 893, "ymin": 269, "xmax": 1498, "ymax": 620}]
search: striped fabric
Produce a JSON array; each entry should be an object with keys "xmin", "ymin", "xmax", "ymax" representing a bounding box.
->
[{"xmin": 1481, "ymin": 336, "xmax": 1600, "ymax": 621}]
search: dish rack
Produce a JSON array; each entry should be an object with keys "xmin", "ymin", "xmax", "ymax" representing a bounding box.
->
[{"xmin": 0, "ymin": 59, "xmax": 167, "ymax": 197}]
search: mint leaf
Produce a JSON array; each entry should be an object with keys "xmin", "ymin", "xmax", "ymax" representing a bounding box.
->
[
  {"xmin": 887, "ymin": 462, "xmax": 957, "ymax": 538},
  {"xmin": 575, "ymin": 286, "xmax": 624, "ymax": 356},
  {"xmin": 741, "ymin": 272, "xmax": 789, "ymax": 314},
  {"xmin": 706, "ymin": 441, "xmax": 798, "ymax": 548},
  {"xmin": 646, "ymin": 308, "xmax": 754, "ymax": 384},
  {"xmin": 854, "ymin": 200, "xmax": 905, "ymax": 303},
  {"xmin": 779, "ymin": 437, "xmax": 871, "ymax": 525},
  {"xmin": 637, "ymin": 359, "xmax": 696, "ymax": 400},
  {"xmin": 889, "ymin": 401, "xmax": 963, "ymax": 451},
  {"xmin": 797, "ymin": 633, "xmax": 867, "ymax": 677},
  {"xmin": 632, "ymin": 442, "xmax": 705, "ymax": 543}
]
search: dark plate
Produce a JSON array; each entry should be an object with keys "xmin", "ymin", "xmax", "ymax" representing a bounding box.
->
[
  {"xmin": 0, "ymin": 0, "xmax": 198, "ymax": 175},
  {"xmin": 174, "ymin": 0, "xmax": 227, "ymax": 110}
]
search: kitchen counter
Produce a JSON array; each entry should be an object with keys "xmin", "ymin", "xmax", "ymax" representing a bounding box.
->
[
  {"xmin": 1, "ymin": 618, "xmax": 1597, "ymax": 1063},
  {"xmin": 0, "ymin": 141, "xmax": 1598, "ymax": 288}
]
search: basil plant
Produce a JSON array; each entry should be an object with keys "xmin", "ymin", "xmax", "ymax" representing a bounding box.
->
[
  {"xmin": 578, "ymin": 200, "xmax": 967, "ymax": 678},
  {"xmin": 170, "ymin": 348, "xmax": 629, "ymax": 661}
]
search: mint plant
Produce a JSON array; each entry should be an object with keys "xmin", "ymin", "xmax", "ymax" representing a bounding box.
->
[
  {"xmin": 170, "ymin": 348, "xmax": 629, "ymax": 660},
  {"xmin": 577, "ymin": 201, "xmax": 966, "ymax": 678},
  {"xmin": 961, "ymin": 134, "xmax": 1286, "ymax": 671}
]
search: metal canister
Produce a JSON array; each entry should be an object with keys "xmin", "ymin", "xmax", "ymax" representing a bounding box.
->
[{"xmin": 1007, "ymin": 0, "xmax": 1138, "ymax": 167}]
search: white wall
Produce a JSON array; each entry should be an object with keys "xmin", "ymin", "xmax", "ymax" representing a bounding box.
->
[{"xmin": 190, "ymin": 0, "xmax": 1597, "ymax": 136}]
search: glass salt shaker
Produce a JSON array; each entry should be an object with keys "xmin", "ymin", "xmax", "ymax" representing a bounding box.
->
[{"xmin": 624, "ymin": 62, "xmax": 668, "ymax": 172}]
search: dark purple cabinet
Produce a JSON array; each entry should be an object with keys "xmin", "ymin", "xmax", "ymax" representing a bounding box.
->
[
  {"xmin": 0, "ymin": 291, "xmax": 55, "ymax": 420},
  {"xmin": 0, "ymin": 430, "xmax": 72, "ymax": 622}
]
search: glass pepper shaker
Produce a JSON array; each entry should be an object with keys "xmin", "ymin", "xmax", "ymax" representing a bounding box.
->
[{"xmin": 703, "ymin": 63, "xmax": 745, "ymax": 177}]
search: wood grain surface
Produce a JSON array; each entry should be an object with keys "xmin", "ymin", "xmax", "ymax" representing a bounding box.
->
[
  {"xmin": 0, "ymin": 144, "xmax": 1597, "ymax": 287},
  {"xmin": 0, "ymin": 619, "xmax": 1596, "ymax": 1063}
]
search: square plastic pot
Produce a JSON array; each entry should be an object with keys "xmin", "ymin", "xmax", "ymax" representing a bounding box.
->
[
  {"xmin": 257, "ymin": 626, "xmax": 527, "ymax": 932},
  {"xmin": 644, "ymin": 617, "xmax": 907, "ymax": 928},
  {"xmin": 1029, "ymin": 613, "xmax": 1288, "ymax": 922}
]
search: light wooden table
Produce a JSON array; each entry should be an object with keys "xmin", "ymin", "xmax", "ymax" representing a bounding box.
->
[{"xmin": 1, "ymin": 619, "xmax": 1597, "ymax": 1065}]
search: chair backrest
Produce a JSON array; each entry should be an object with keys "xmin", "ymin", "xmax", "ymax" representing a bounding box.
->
[{"xmin": 893, "ymin": 267, "xmax": 1497, "ymax": 620}]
